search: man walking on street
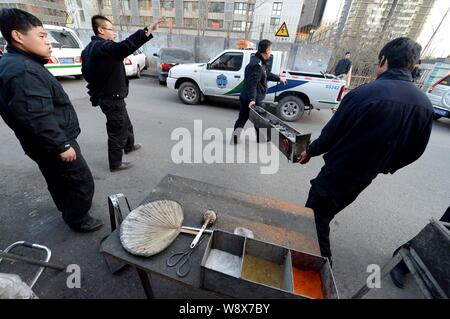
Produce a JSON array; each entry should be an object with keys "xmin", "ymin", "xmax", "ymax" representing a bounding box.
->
[
  {"xmin": 299, "ymin": 38, "xmax": 433, "ymax": 266},
  {"xmin": 0, "ymin": 9, "xmax": 103, "ymax": 232},
  {"xmin": 232, "ymin": 39, "xmax": 286, "ymax": 144},
  {"xmin": 82, "ymin": 15, "xmax": 163, "ymax": 172}
]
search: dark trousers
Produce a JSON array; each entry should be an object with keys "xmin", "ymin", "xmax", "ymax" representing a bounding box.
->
[
  {"xmin": 27, "ymin": 140, "xmax": 94, "ymax": 226},
  {"xmin": 99, "ymin": 99, "xmax": 135, "ymax": 168},
  {"xmin": 233, "ymin": 98, "xmax": 262, "ymax": 142},
  {"xmin": 305, "ymin": 168, "xmax": 372, "ymax": 258}
]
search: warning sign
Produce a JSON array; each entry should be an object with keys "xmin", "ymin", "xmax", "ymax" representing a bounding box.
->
[{"xmin": 275, "ymin": 22, "xmax": 289, "ymax": 37}]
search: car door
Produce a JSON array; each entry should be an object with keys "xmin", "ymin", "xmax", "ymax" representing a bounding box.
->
[{"xmin": 201, "ymin": 51, "xmax": 245, "ymax": 97}]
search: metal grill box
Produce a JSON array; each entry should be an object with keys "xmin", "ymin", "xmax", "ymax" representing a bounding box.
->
[{"xmin": 200, "ymin": 230, "xmax": 339, "ymax": 299}]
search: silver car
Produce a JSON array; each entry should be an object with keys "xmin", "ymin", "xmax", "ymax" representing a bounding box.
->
[
  {"xmin": 427, "ymin": 74, "xmax": 450, "ymax": 120},
  {"xmin": 153, "ymin": 48, "xmax": 194, "ymax": 85}
]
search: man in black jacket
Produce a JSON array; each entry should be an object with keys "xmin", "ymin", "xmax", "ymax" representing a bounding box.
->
[
  {"xmin": 82, "ymin": 15, "xmax": 163, "ymax": 172},
  {"xmin": 334, "ymin": 52, "xmax": 352, "ymax": 77},
  {"xmin": 232, "ymin": 39, "xmax": 286, "ymax": 144},
  {"xmin": 299, "ymin": 38, "xmax": 433, "ymax": 265},
  {"xmin": 0, "ymin": 9, "xmax": 103, "ymax": 232}
]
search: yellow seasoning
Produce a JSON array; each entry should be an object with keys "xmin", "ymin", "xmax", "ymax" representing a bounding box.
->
[{"xmin": 241, "ymin": 255, "xmax": 284, "ymax": 289}]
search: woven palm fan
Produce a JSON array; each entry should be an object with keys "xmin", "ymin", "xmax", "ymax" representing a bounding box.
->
[{"xmin": 120, "ymin": 200, "xmax": 203, "ymax": 257}]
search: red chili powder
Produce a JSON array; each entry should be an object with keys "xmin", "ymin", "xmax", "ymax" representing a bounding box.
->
[{"xmin": 293, "ymin": 267, "xmax": 324, "ymax": 299}]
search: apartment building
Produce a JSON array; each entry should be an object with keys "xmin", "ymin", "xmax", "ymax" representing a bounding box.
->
[
  {"xmin": 338, "ymin": 0, "xmax": 436, "ymax": 41},
  {"xmin": 80, "ymin": 0, "xmax": 302, "ymax": 42},
  {"xmin": 0, "ymin": 0, "xmax": 67, "ymax": 25}
]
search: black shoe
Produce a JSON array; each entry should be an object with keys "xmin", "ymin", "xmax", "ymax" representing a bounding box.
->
[
  {"xmin": 110, "ymin": 162, "xmax": 133, "ymax": 172},
  {"xmin": 69, "ymin": 215, "xmax": 104, "ymax": 233},
  {"xmin": 390, "ymin": 264, "xmax": 406, "ymax": 289},
  {"xmin": 125, "ymin": 144, "xmax": 142, "ymax": 154}
]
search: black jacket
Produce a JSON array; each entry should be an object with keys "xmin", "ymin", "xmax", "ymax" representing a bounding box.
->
[
  {"xmin": 81, "ymin": 29, "xmax": 152, "ymax": 103},
  {"xmin": 240, "ymin": 52, "xmax": 280, "ymax": 104},
  {"xmin": 334, "ymin": 58, "xmax": 352, "ymax": 76},
  {"xmin": 307, "ymin": 68, "xmax": 433, "ymax": 181},
  {"xmin": 0, "ymin": 45, "xmax": 80, "ymax": 155}
]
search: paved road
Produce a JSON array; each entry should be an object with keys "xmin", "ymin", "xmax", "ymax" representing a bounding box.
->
[{"xmin": 1, "ymin": 76, "xmax": 449, "ymax": 298}]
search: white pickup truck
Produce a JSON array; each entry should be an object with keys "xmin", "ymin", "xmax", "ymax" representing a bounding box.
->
[{"xmin": 166, "ymin": 48, "xmax": 346, "ymax": 121}]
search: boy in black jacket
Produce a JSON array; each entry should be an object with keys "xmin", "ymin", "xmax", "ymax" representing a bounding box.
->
[{"xmin": 0, "ymin": 9, "xmax": 102, "ymax": 232}]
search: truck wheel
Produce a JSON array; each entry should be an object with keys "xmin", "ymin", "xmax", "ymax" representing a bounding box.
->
[
  {"xmin": 277, "ymin": 96, "xmax": 305, "ymax": 122},
  {"xmin": 178, "ymin": 82, "xmax": 201, "ymax": 105}
]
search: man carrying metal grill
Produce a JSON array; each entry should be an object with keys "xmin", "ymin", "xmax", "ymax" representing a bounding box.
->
[
  {"xmin": 232, "ymin": 39, "xmax": 286, "ymax": 144},
  {"xmin": 299, "ymin": 38, "xmax": 433, "ymax": 266}
]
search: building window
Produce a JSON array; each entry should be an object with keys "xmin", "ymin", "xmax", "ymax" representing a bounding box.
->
[
  {"xmin": 272, "ymin": 2, "xmax": 282, "ymax": 16},
  {"xmin": 232, "ymin": 20, "xmax": 246, "ymax": 31},
  {"xmin": 270, "ymin": 17, "xmax": 280, "ymax": 27},
  {"xmin": 161, "ymin": 0, "xmax": 174, "ymax": 10},
  {"xmin": 141, "ymin": 16, "xmax": 153, "ymax": 25},
  {"xmin": 164, "ymin": 17, "xmax": 175, "ymax": 27},
  {"xmin": 184, "ymin": 1, "xmax": 198, "ymax": 11},
  {"xmin": 208, "ymin": 19, "xmax": 223, "ymax": 29},
  {"xmin": 138, "ymin": 0, "xmax": 151, "ymax": 11},
  {"xmin": 102, "ymin": 0, "xmax": 112, "ymax": 9},
  {"xmin": 122, "ymin": 0, "xmax": 130, "ymax": 11},
  {"xmin": 209, "ymin": 2, "xmax": 225, "ymax": 13},
  {"xmin": 184, "ymin": 18, "xmax": 198, "ymax": 28},
  {"xmin": 79, "ymin": 10, "xmax": 85, "ymax": 22},
  {"xmin": 234, "ymin": 2, "xmax": 246, "ymax": 15},
  {"xmin": 248, "ymin": 3, "xmax": 254, "ymax": 15}
]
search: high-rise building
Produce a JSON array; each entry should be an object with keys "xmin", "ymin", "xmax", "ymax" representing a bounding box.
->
[
  {"xmin": 0, "ymin": 0, "xmax": 68, "ymax": 25},
  {"xmin": 297, "ymin": 0, "xmax": 327, "ymax": 33},
  {"xmin": 337, "ymin": 0, "xmax": 436, "ymax": 42}
]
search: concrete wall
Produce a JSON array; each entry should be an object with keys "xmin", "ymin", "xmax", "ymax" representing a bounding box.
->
[{"xmin": 74, "ymin": 29, "xmax": 332, "ymax": 74}]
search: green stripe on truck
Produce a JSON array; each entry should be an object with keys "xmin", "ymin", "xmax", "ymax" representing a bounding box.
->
[{"xmin": 45, "ymin": 65, "xmax": 81, "ymax": 69}]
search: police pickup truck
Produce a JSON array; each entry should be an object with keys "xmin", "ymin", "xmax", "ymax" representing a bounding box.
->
[{"xmin": 166, "ymin": 48, "xmax": 346, "ymax": 121}]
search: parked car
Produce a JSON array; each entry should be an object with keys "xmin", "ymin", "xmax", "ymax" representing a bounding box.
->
[
  {"xmin": 153, "ymin": 48, "xmax": 194, "ymax": 85},
  {"xmin": 124, "ymin": 49, "xmax": 147, "ymax": 78},
  {"xmin": 427, "ymin": 74, "xmax": 450, "ymax": 120},
  {"xmin": 166, "ymin": 48, "xmax": 346, "ymax": 121}
]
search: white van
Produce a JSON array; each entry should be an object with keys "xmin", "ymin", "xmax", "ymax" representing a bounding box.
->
[
  {"xmin": 0, "ymin": 25, "xmax": 83, "ymax": 79},
  {"xmin": 44, "ymin": 24, "xmax": 84, "ymax": 78}
]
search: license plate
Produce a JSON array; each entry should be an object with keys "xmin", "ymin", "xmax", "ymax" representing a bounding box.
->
[
  {"xmin": 434, "ymin": 108, "xmax": 448, "ymax": 116},
  {"xmin": 59, "ymin": 58, "xmax": 74, "ymax": 64}
]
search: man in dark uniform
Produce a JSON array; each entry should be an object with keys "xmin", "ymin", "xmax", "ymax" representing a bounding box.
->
[
  {"xmin": 299, "ymin": 38, "xmax": 433, "ymax": 266},
  {"xmin": 82, "ymin": 15, "xmax": 163, "ymax": 172},
  {"xmin": 334, "ymin": 51, "xmax": 352, "ymax": 77},
  {"xmin": 0, "ymin": 9, "xmax": 103, "ymax": 232},
  {"xmin": 232, "ymin": 39, "xmax": 286, "ymax": 144}
]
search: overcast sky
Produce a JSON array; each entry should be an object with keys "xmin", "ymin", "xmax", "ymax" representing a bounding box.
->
[{"xmin": 321, "ymin": 0, "xmax": 450, "ymax": 58}]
